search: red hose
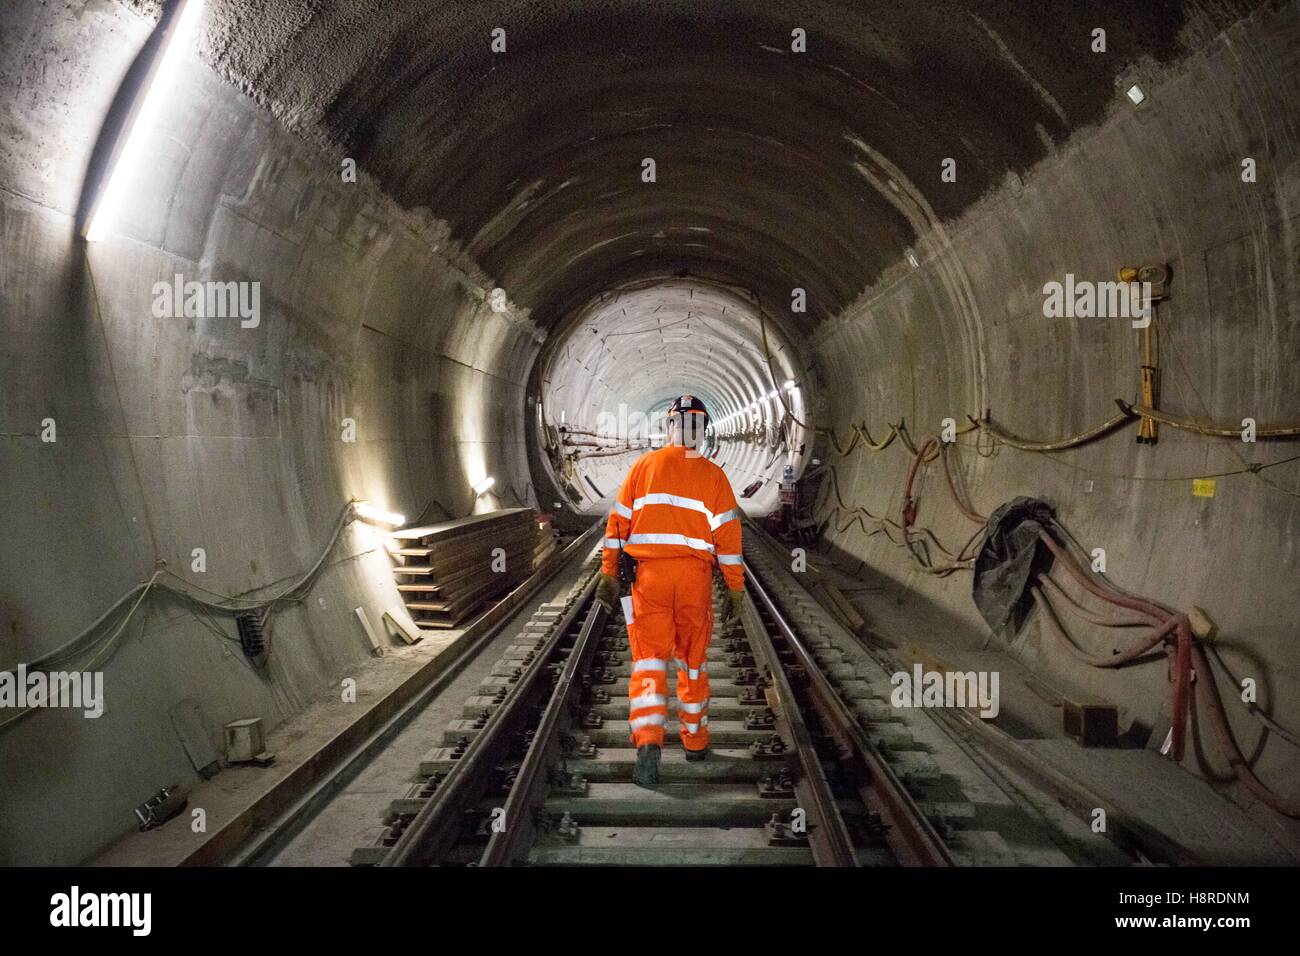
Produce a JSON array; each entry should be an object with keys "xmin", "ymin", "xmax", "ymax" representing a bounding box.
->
[
  {"xmin": 1040, "ymin": 573, "xmax": 1157, "ymax": 629},
  {"xmin": 901, "ymin": 438, "xmax": 937, "ymax": 531},
  {"xmin": 1036, "ymin": 528, "xmax": 1291, "ymax": 798},
  {"xmin": 1037, "ymin": 532, "xmax": 1168, "ymax": 625},
  {"xmin": 888, "ymin": 435, "xmax": 1296, "ymax": 815},
  {"xmin": 1031, "ymin": 586, "xmax": 1171, "ymax": 667},
  {"xmin": 1038, "ymin": 528, "xmax": 1194, "ymax": 760},
  {"xmin": 1168, "ymin": 616, "xmax": 1193, "ymax": 762},
  {"xmin": 941, "ymin": 443, "xmax": 987, "ymax": 524},
  {"xmin": 1193, "ymin": 644, "xmax": 1300, "ymax": 817}
]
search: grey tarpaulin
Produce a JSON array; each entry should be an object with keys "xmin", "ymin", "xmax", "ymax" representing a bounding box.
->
[{"xmin": 972, "ymin": 497, "xmax": 1057, "ymax": 632}]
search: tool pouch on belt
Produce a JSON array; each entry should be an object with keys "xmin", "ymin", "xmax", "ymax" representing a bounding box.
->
[{"xmin": 618, "ymin": 549, "xmax": 637, "ymax": 586}]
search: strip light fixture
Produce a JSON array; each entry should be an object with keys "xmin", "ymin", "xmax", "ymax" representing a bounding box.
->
[
  {"xmin": 82, "ymin": 0, "xmax": 204, "ymax": 242},
  {"xmin": 353, "ymin": 501, "xmax": 406, "ymax": 527}
]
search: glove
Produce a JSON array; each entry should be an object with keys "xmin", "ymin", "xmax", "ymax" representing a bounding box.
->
[
  {"xmin": 722, "ymin": 589, "xmax": 745, "ymax": 625},
  {"xmin": 594, "ymin": 573, "xmax": 620, "ymax": 611}
]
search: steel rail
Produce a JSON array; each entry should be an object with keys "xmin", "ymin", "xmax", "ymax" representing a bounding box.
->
[
  {"xmin": 381, "ymin": 569, "xmax": 602, "ymax": 866},
  {"xmin": 479, "ymin": 599, "xmax": 610, "ymax": 865},
  {"xmin": 926, "ymin": 704, "xmax": 1198, "ymax": 865},
  {"xmin": 743, "ymin": 520, "xmax": 1181, "ymax": 866},
  {"xmin": 226, "ymin": 520, "xmax": 603, "ymax": 867},
  {"xmin": 744, "ymin": 546, "xmax": 955, "ymax": 867},
  {"xmin": 737, "ymin": 585, "xmax": 859, "ymax": 866}
]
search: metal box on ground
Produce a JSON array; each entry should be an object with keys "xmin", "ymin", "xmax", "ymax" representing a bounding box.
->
[
  {"xmin": 224, "ymin": 717, "xmax": 275, "ymax": 765},
  {"xmin": 1062, "ymin": 697, "xmax": 1119, "ymax": 747}
]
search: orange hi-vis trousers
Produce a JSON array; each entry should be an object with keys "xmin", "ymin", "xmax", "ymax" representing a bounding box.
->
[{"xmin": 625, "ymin": 556, "xmax": 713, "ymax": 751}]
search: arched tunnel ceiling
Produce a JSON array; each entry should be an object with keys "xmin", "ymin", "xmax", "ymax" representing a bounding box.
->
[{"xmin": 204, "ymin": 0, "xmax": 1195, "ymax": 339}]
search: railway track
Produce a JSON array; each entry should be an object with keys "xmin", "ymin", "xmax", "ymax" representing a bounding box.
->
[
  {"xmin": 250, "ymin": 519, "xmax": 1118, "ymax": 867},
  {"xmin": 339, "ymin": 527, "xmax": 1005, "ymax": 867}
]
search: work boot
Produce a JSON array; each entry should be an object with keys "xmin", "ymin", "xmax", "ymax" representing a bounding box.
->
[
  {"xmin": 684, "ymin": 747, "xmax": 709, "ymax": 762},
  {"xmin": 633, "ymin": 744, "xmax": 661, "ymax": 786}
]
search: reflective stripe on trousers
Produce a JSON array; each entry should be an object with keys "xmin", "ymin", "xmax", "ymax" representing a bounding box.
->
[
  {"xmin": 628, "ymin": 658, "xmax": 670, "ymax": 747},
  {"xmin": 674, "ymin": 657, "xmax": 710, "ymax": 750},
  {"xmin": 624, "ymin": 556, "xmax": 713, "ymax": 751}
]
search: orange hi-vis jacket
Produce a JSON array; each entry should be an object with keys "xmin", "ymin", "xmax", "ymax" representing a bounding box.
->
[{"xmin": 601, "ymin": 444, "xmax": 744, "ymax": 590}]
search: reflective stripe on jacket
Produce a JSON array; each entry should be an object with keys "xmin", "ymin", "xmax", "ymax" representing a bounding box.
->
[{"xmin": 601, "ymin": 444, "xmax": 744, "ymax": 590}]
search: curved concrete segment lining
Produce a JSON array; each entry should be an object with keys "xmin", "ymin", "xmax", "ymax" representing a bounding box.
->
[{"xmin": 537, "ymin": 278, "xmax": 809, "ymax": 514}]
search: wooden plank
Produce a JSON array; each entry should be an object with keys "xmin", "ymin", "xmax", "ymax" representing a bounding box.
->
[
  {"xmin": 396, "ymin": 521, "xmax": 532, "ymax": 561},
  {"xmin": 354, "ymin": 607, "xmax": 386, "ymax": 656},
  {"xmin": 410, "ymin": 540, "xmax": 537, "ymax": 586},
  {"xmin": 819, "ymin": 579, "xmax": 865, "ymax": 633},
  {"xmin": 389, "ymin": 534, "xmax": 534, "ymax": 576},
  {"xmin": 169, "ymin": 699, "xmax": 221, "ymax": 776},
  {"xmin": 807, "ymin": 581, "xmax": 846, "ymax": 630},
  {"xmin": 382, "ymin": 606, "xmax": 425, "ymax": 646},
  {"xmin": 387, "ymin": 508, "xmax": 532, "ymax": 542}
]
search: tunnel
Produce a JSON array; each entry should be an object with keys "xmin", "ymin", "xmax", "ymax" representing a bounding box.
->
[{"xmin": 1, "ymin": 0, "xmax": 1299, "ymax": 895}]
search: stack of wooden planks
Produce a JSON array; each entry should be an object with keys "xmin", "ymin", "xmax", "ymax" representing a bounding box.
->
[
  {"xmin": 532, "ymin": 512, "xmax": 558, "ymax": 570},
  {"xmin": 388, "ymin": 509, "xmax": 540, "ymax": 630}
]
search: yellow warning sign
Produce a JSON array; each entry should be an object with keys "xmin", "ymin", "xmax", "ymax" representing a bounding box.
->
[{"xmin": 1193, "ymin": 479, "xmax": 1216, "ymax": 498}]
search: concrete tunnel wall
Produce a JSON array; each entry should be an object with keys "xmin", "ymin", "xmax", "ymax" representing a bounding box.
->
[
  {"xmin": 0, "ymin": 0, "xmax": 1298, "ymax": 864},
  {"xmin": 0, "ymin": 1, "xmax": 541, "ymax": 864},
  {"xmin": 812, "ymin": 1, "xmax": 1300, "ymax": 835}
]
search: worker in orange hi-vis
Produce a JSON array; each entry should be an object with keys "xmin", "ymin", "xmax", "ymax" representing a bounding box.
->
[{"xmin": 593, "ymin": 394, "xmax": 745, "ymax": 787}]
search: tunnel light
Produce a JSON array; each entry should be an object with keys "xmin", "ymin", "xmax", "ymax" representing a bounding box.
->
[
  {"xmin": 83, "ymin": 0, "xmax": 205, "ymax": 242},
  {"xmin": 353, "ymin": 501, "xmax": 406, "ymax": 527},
  {"xmin": 472, "ymin": 476, "xmax": 496, "ymax": 497},
  {"xmin": 1126, "ymin": 84, "xmax": 1146, "ymax": 105},
  {"xmin": 905, "ymin": 249, "xmax": 920, "ymax": 268},
  {"xmin": 784, "ymin": 380, "xmax": 797, "ymax": 391}
]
